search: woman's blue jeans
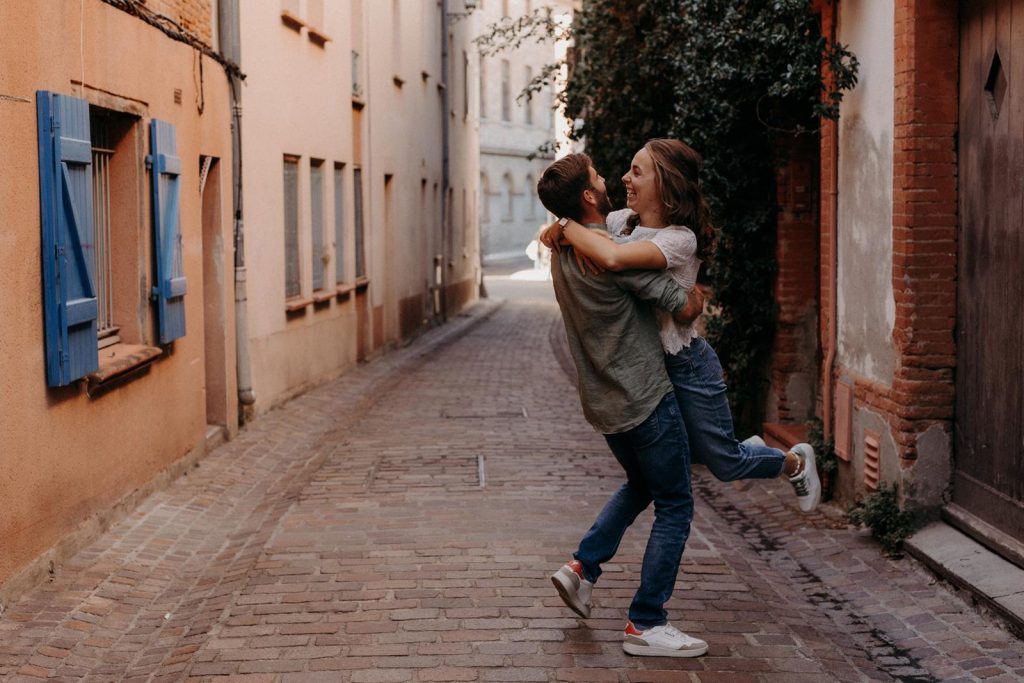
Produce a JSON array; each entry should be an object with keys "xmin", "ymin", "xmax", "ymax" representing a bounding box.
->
[
  {"xmin": 666, "ymin": 337, "xmax": 786, "ymax": 481},
  {"xmin": 574, "ymin": 392, "xmax": 694, "ymax": 629}
]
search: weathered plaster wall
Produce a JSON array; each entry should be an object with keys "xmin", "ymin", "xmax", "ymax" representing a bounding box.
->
[
  {"xmin": 242, "ymin": 0, "xmax": 479, "ymax": 414},
  {"xmin": 0, "ymin": 0, "xmax": 233, "ymax": 591},
  {"xmin": 836, "ymin": 0, "xmax": 897, "ymax": 385},
  {"xmin": 239, "ymin": 1, "xmax": 358, "ymax": 414}
]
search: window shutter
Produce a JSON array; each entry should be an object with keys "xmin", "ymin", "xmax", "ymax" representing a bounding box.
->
[
  {"xmin": 36, "ymin": 91, "xmax": 99, "ymax": 387},
  {"xmin": 149, "ymin": 119, "xmax": 187, "ymax": 343}
]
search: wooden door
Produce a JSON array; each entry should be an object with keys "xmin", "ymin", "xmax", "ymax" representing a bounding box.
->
[{"xmin": 955, "ymin": 0, "xmax": 1024, "ymax": 541}]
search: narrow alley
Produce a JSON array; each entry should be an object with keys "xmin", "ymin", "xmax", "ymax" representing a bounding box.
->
[{"xmin": 0, "ymin": 269, "xmax": 1021, "ymax": 682}]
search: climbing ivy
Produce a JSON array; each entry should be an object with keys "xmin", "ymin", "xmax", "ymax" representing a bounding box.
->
[{"xmin": 478, "ymin": 1, "xmax": 858, "ymax": 431}]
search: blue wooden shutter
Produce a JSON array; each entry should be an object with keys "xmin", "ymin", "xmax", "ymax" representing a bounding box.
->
[
  {"xmin": 149, "ymin": 119, "xmax": 186, "ymax": 343},
  {"xmin": 37, "ymin": 91, "xmax": 99, "ymax": 386}
]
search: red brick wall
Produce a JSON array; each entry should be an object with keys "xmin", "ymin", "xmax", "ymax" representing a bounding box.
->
[
  {"xmin": 770, "ymin": 132, "xmax": 820, "ymax": 422},
  {"xmin": 814, "ymin": 0, "xmax": 958, "ymax": 479},
  {"xmin": 887, "ymin": 0, "xmax": 958, "ymax": 466},
  {"xmin": 130, "ymin": 0, "xmax": 213, "ymax": 46}
]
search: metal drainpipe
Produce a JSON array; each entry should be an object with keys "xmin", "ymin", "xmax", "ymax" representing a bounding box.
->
[
  {"xmin": 823, "ymin": 0, "xmax": 839, "ymax": 440},
  {"xmin": 219, "ymin": 0, "xmax": 256, "ymax": 418},
  {"xmin": 441, "ymin": 0, "xmax": 451, "ymax": 321}
]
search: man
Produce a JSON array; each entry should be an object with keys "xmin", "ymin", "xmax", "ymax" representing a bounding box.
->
[{"xmin": 536, "ymin": 153, "xmax": 708, "ymax": 658}]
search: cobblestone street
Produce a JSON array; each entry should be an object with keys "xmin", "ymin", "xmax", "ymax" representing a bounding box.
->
[{"xmin": 1, "ymin": 271, "xmax": 1022, "ymax": 682}]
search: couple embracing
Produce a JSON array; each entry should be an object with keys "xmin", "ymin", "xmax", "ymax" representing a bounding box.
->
[{"xmin": 535, "ymin": 139, "xmax": 820, "ymax": 658}]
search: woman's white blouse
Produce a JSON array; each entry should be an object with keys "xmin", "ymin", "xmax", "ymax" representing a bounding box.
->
[{"xmin": 607, "ymin": 209, "xmax": 701, "ymax": 354}]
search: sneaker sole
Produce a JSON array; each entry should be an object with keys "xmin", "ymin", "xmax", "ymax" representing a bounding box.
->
[
  {"xmin": 623, "ymin": 641, "xmax": 709, "ymax": 658},
  {"xmin": 550, "ymin": 572, "xmax": 590, "ymax": 619}
]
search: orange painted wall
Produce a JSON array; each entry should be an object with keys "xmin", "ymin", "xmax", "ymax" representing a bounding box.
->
[{"xmin": 0, "ymin": 0, "xmax": 235, "ymax": 590}]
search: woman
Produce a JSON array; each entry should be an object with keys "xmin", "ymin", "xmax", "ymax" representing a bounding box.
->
[{"xmin": 542, "ymin": 139, "xmax": 820, "ymax": 513}]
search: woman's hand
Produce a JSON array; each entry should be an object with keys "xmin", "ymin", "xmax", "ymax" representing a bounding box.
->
[{"xmin": 674, "ymin": 284, "xmax": 708, "ymax": 325}]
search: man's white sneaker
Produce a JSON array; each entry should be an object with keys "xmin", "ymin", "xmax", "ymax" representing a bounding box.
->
[
  {"xmin": 550, "ymin": 560, "xmax": 592, "ymax": 618},
  {"xmin": 788, "ymin": 442, "xmax": 821, "ymax": 513},
  {"xmin": 733, "ymin": 435, "xmax": 767, "ymax": 491},
  {"xmin": 623, "ymin": 621, "xmax": 708, "ymax": 658}
]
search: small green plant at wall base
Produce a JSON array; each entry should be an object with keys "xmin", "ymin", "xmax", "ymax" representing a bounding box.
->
[
  {"xmin": 848, "ymin": 484, "xmax": 919, "ymax": 557},
  {"xmin": 807, "ymin": 417, "xmax": 838, "ymax": 501}
]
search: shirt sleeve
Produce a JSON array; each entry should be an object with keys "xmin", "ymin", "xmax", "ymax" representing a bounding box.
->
[
  {"xmin": 614, "ymin": 268, "xmax": 688, "ymax": 313},
  {"xmin": 649, "ymin": 228, "xmax": 697, "ymax": 269},
  {"xmin": 606, "ymin": 209, "xmax": 634, "ymax": 237}
]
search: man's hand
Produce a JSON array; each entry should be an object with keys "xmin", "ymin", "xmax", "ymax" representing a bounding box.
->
[
  {"xmin": 574, "ymin": 250, "xmax": 604, "ymax": 276},
  {"xmin": 539, "ymin": 220, "xmax": 566, "ymax": 251},
  {"xmin": 674, "ymin": 284, "xmax": 710, "ymax": 325}
]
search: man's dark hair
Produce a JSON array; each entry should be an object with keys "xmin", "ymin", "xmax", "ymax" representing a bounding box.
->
[{"xmin": 536, "ymin": 153, "xmax": 592, "ymax": 222}]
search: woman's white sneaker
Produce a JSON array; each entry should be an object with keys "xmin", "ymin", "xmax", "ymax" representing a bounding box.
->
[
  {"xmin": 788, "ymin": 442, "xmax": 821, "ymax": 513},
  {"xmin": 622, "ymin": 621, "xmax": 708, "ymax": 658},
  {"xmin": 550, "ymin": 560, "xmax": 592, "ymax": 618}
]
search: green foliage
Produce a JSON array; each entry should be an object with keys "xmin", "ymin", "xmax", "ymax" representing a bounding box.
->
[
  {"xmin": 807, "ymin": 417, "xmax": 838, "ymax": 477},
  {"xmin": 475, "ymin": 1, "xmax": 858, "ymax": 431},
  {"xmin": 806, "ymin": 417, "xmax": 837, "ymax": 501},
  {"xmin": 848, "ymin": 484, "xmax": 919, "ymax": 557},
  {"xmin": 565, "ymin": 0, "xmax": 857, "ymax": 431}
]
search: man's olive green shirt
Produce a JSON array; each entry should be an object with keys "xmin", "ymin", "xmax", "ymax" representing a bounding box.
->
[{"xmin": 550, "ymin": 239, "xmax": 688, "ymax": 434}]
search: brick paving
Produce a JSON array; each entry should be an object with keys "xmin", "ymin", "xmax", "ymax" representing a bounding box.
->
[{"xmin": 1, "ymin": 294, "xmax": 1023, "ymax": 682}]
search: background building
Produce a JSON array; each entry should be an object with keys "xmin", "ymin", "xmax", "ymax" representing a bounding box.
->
[
  {"xmin": 0, "ymin": 0, "xmax": 481, "ymax": 604},
  {"xmin": 474, "ymin": 0, "xmax": 575, "ymax": 261},
  {"xmin": 239, "ymin": 0, "xmax": 481, "ymax": 414}
]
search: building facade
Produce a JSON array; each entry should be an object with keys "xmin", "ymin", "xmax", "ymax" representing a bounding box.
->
[
  {"xmin": 474, "ymin": 0, "xmax": 575, "ymax": 261},
  {"xmin": 768, "ymin": 0, "xmax": 1022, "ymax": 556},
  {"xmin": 239, "ymin": 0, "xmax": 481, "ymax": 414},
  {"xmin": 0, "ymin": 0, "xmax": 236, "ymax": 599},
  {"xmin": 0, "ymin": 0, "xmax": 481, "ymax": 603}
]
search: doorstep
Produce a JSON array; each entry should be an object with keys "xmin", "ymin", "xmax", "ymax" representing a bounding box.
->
[
  {"xmin": 905, "ymin": 521, "xmax": 1024, "ymax": 638},
  {"xmin": 762, "ymin": 422, "xmax": 808, "ymax": 450}
]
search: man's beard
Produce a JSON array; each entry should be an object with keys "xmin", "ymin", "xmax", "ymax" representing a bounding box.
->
[{"xmin": 592, "ymin": 187, "xmax": 613, "ymax": 217}]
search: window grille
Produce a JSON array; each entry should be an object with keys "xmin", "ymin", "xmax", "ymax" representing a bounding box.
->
[
  {"xmin": 334, "ymin": 164, "xmax": 346, "ymax": 284},
  {"xmin": 310, "ymin": 160, "xmax": 325, "ymax": 291},
  {"xmin": 353, "ymin": 167, "xmax": 366, "ymax": 278},
  {"xmin": 283, "ymin": 157, "xmax": 301, "ymax": 298},
  {"xmin": 90, "ymin": 113, "xmax": 119, "ymax": 347}
]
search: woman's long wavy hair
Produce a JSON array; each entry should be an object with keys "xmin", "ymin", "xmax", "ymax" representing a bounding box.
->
[{"xmin": 627, "ymin": 138, "xmax": 716, "ymax": 282}]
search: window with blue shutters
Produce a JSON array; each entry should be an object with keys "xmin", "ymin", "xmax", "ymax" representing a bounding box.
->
[
  {"xmin": 37, "ymin": 91, "xmax": 99, "ymax": 387},
  {"xmin": 149, "ymin": 119, "xmax": 187, "ymax": 344}
]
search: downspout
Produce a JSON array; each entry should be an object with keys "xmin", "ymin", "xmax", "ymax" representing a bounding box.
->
[
  {"xmin": 823, "ymin": 0, "xmax": 839, "ymax": 439},
  {"xmin": 441, "ymin": 0, "xmax": 451, "ymax": 321},
  {"xmin": 219, "ymin": 0, "xmax": 256, "ymax": 418}
]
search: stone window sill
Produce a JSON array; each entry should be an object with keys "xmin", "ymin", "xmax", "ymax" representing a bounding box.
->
[{"xmin": 86, "ymin": 344, "xmax": 162, "ymax": 397}]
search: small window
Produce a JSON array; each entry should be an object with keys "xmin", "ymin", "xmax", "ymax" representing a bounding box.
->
[
  {"xmin": 501, "ymin": 173, "xmax": 514, "ymax": 222},
  {"xmin": 501, "ymin": 59, "xmax": 511, "ymax": 121},
  {"xmin": 310, "ymin": 160, "xmax": 326, "ymax": 291},
  {"xmin": 479, "ymin": 57, "xmax": 487, "ymax": 119},
  {"xmin": 334, "ymin": 163, "xmax": 346, "ymax": 284},
  {"xmin": 463, "ymin": 51, "xmax": 470, "ymax": 119},
  {"xmin": 524, "ymin": 66, "xmax": 533, "ymax": 125},
  {"xmin": 353, "ymin": 166, "xmax": 366, "ymax": 279},
  {"xmin": 524, "ymin": 173, "xmax": 536, "ymax": 218},
  {"xmin": 283, "ymin": 156, "xmax": 301, "ymax": 299}
]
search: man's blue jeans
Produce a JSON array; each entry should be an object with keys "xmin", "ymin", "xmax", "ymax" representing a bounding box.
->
[
  {"xmin": 666, "ymin": 337, "xmax": 786, "ymax": 481},
  {"xmin": 574, "ymin": 392, "xmax": 694, "ymax": 629}
]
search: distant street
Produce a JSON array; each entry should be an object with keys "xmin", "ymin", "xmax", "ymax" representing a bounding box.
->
[{"xmin": 0, "ymin": 267, "xmax": 1021, "ymax": 682}]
